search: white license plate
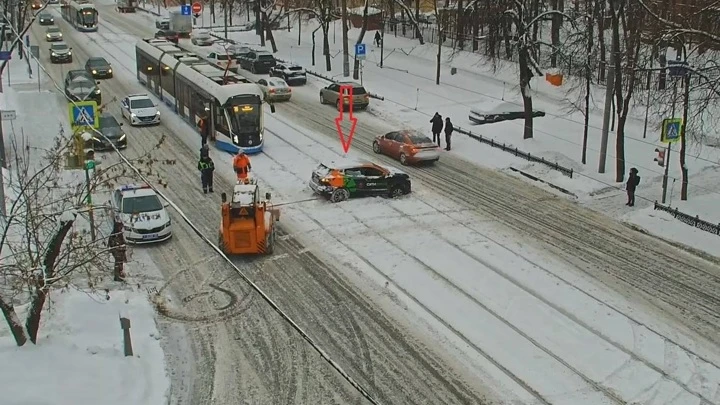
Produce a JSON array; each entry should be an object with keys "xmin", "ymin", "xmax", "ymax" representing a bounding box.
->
[{"xmin": 142, "ymin": 233, "xmax": 159, "ymax": 240}]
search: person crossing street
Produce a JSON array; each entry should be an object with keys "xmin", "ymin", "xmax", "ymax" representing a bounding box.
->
[
  {"xmin": 430, "ymin": 112, "xmax": 443, "ymax": 147},
  {"xmin": 198, "ymin": 155, "xmax": 215, "ymax": 193},
  {"xmin": 444, "ymin": 117, "xmax": 454, "ymax": 151},
  {"xmin": 233, "ymin": 151, "xmax": 252, "ymax": 184}
]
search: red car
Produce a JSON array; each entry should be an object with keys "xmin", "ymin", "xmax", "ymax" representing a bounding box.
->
[{"xmin": 373, "ymin": 130, "xmax": 441, "ymax": 165}]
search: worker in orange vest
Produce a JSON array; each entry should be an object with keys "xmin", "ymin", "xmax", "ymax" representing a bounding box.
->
[{"xmin": 232, "ymin": 151, "xmax": 252, "ymax": 183}]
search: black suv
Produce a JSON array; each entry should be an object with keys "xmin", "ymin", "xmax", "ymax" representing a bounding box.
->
[
  {"xmin": 238, "ymin": 50, "xmax": 276, "ymax": 74},
  {"xmin": 269, "ymin": 63, "xmax": 307, "ymax": 85},
  {"xmin": 309, "ymin": 161, "xmax": 411, "ymax": 203},
  {"xmin": 64, "ymin": 70, "xmax": 102, "ymax": 104}
]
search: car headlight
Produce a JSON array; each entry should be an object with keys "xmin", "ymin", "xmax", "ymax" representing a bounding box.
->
[
  {"xmin": 92, "ymin": 69, "xmax": 97, "ymax": 74},
  {"xmin": 165, "ymin": 219, "xmax": 171, "ymax": 228},
  {"xmin": 95, "ymin": 89, "xmax": 101, "ymax": 94},
  {"xmin": 108, "ymin": 69, "xmax": 112, "ymax": 73},
  {"xmin": 131, "ymin": 113, "xmax": 136, "ymax": 118},
  {"xmin": 46, "ymin": 34, "xmax": 50, "ymax": 38},
  {"xmin": 51, "ymin": 52, "xmax": 57, "ymax": 56},
  {"xmin": 67, "ymin": 51, "xmax": 72, "ymax": 55},
  {"xmin": 58, "ymin": 33, "xmax": 62, "ymax": 37},
  {"xmin": 155, "ymin": 111, "xmax": 160, "ymax": 116},
  {"xmin": 118, "ymin": 134, "xmax": 126, "ymax": 141}
]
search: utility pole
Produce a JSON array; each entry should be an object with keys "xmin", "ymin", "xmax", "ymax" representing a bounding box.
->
[
  {"xmin": 84, "ymin": 155, "xmax": 97, "ymax": 242},
  {"xmin": 661, "ymin": 79, "xmax": 677, "ymax": 204},
  {"xmin": 0, "ymin": 116, "xmax": 6, "ymax": 217},
  {"xmin": 598, "ymin": 66, "xmax": 614, "ymax": 174},
  {"xmin": 341, "ymin": 0, "xmax": 350, "ymax": 77},
  {"xmin": 380, "ymin": 10, "xmax": 384, "ymax": 68}
]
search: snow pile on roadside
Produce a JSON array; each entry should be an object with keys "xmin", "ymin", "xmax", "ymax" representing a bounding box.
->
[{"xmin": 0, "ymin": 289, "xmax": 170, "ymax": 405}]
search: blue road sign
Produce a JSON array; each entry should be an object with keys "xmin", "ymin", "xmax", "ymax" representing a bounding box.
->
[
  {"xmin": 181, "ymin": 5, "xmax": 191, "ymax": 15},
  {"xmin": 661, "ymin": 118, "xmax": 682, "ymax": 144},
  {"xmin": 0, "ymin": 51, "xmax": 11, "ymax": 61},
  {"xmin": 355, "ymin": 43, "xmax": 366, "ymax": 60},
  {"xmin": 68, "ymin": 101, "xmax": 99, "ymax": 130}
]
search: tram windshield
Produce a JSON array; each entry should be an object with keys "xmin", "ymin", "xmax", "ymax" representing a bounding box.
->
[
  {"xmin": 225, "ymin": 100, "xmax": 261, "ymax": 135},
  {"xmin": 80, "ymin": 9, "xmax": 98, "ymax": 26}
]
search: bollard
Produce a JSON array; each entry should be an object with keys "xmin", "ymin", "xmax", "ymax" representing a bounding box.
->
[{"xmin": 119, "ymin": 314, "xmax": 133, "ymax": 357}]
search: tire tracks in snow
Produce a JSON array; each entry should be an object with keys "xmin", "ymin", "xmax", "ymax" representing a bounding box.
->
[{"xmin": 268, "ymin": 100, "xmax": 720, "ymax": 403}]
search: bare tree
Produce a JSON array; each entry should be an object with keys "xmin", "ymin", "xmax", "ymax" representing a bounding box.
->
[
  {"xmin": 0, "ymin": 130, "xmax": 169, "ymax": 346},
  {"xmin": 503, "ymin": 0, "xmax": 574, "ymax": 139},
  {"xmin": 352, "ymin": 0, "xmax": 371, "ymax": 80},
  {"xmin": 0, "ymin": 0, "xmax": 49, "ymax": 90},
  {"xmin": 294, "ymin": 0, "xmax": 339, "ymax": 71},
  {"xmin": 391, "ymin": 0, "xmax": 424, "ymax": 44}
]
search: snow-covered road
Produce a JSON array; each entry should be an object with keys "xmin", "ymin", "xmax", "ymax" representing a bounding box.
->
[{"xmin": 34, "ymin": 3, "xmax": 720, "ymax": 404}]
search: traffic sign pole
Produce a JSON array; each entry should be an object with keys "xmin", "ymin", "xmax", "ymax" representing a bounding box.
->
[
  {"xmin": 84, "ymin": 157, "xmax": 96, "ymax": 242},
  {"xmin": 661, "ymin": 81, "xmax": 678, "ymax": 204}
]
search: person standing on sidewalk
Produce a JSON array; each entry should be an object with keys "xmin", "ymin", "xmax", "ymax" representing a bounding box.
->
[
  {"xmin": 444, "ymin": 117, "xmax": 454, "ymax": 151},
  {"xmin": 430, "ymin": 112, "xmax": 443, "ymax": 147},
  {"xmin": 626, "ymin": 168, "xmax": 640, "ymax": 207},
  {"xmin": 107, "ymin": 220, "xmax": 127, "ymax": 282},
  {"xmin": 374, "ymin": 31, "xmax": 382, "ymax": 46}
]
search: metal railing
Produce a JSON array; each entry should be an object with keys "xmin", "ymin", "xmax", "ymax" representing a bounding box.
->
[{"xmin": 654, "ymin": 201, "xmax": 720, "ymax": 236}]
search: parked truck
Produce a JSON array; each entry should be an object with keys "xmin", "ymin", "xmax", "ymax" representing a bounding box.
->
[
  {"xmin": 116, "ymin": 0, "xmax": 137, "ymax": 13},
  {"xmin": 169, "ymin": 10, "xmax": 192, "ymax": 38}
]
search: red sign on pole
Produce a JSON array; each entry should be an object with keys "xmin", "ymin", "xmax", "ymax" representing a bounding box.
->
[{"xmin": 191, "ymin": 2, "xmax": 202, "ymax": 14}]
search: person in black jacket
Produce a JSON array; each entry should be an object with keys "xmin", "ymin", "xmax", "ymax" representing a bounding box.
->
[
  {"xmin": 107, "ymin": 220, "xmax": 127, "ymax": 282},
  {"xmin": 374, "ymin": 31, "xmax": 382, "ymax": 47},
  {"xmin": 200, "ymin": 144, "xmax": 209, "ymax": 159},
  {"xmin": 198, "ymin": 156, "xmax": 215, "ymax": 194},
  {"xmin": 626, "ymin": 167, "xmax": 640, "ymax": 206},
  {"xmin": 430, "ymin": 112, "xmax": 443, "ymax": 147},
  {"xmin": 444, "ymin": 117, "xmax": 454, "ymax": 151}
]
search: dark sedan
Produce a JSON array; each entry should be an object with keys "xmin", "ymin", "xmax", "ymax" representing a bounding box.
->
[
  {"xmin": 85, "ymin": 57, "xmax": 113, "ymax": 79},
  {"xmin": 88, "ymin": 113, "xmax": 127, "ymax": 151},
  {"xmin": 38, "ymin": 12, "xmax": 54, "ymax": 25}
]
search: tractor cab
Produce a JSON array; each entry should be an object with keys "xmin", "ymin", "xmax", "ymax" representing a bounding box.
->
[{"xmin": 219, "ymin": 183, "xmax": 279, "ymax": 255}]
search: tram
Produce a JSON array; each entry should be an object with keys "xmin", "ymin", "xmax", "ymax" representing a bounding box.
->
[
  {"xmin": 61, "ymin": 0, "xmax": 99, "ymax": 32},
  {"xmin": 135, "ymin": 39, "xmax": 272, "ymax": 154}
]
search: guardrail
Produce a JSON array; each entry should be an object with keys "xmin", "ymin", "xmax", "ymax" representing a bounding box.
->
[
  {"xmin": 653, "ymin": 201, "xmax": 720, "ymax": 236},
  {"xmin": 204, "ymin": 33, "xmax": 574, "ymax": 178}
]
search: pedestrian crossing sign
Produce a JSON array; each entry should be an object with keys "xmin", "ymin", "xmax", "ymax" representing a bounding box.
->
[
  {"xmin": 68, "ymin": 101, "xmax": 99, "ymax": 130},
  {"xmin": 661, "ymin": 118, "xmax": 682, "ymax": 144}
]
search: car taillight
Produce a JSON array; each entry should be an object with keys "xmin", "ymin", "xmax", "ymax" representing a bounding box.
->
[{"xmin": 269, "ymin": 89, "xmax": 275, "ymax": 93}]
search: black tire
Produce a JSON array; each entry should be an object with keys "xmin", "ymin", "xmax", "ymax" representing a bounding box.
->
[
  {"xmin": 389, "ymin": 187, "xmax": 404, "ymax": 199},
  {"xmin": 330, "ymin": 188, "xmax": 349, "ymax": 203},
  {"xmin": 250, "ymin": 64, "xmax": 256, "ymax": 73},
  {"xmin": 372, "ymin": 141, "xmax": 381, "ymax": 154},
  {"xmin": 399, "ymin": 152, "xmax": 408, "ymax": 165}
]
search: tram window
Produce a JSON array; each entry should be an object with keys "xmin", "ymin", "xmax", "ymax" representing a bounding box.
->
[{"xmin": 214, "ymin": 103, "xmax": 228, "ymax": 134}]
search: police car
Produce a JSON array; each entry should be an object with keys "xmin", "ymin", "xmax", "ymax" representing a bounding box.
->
[{"xmin": 110, "ymin": 184, "xmax": 172, "ymax": 244}]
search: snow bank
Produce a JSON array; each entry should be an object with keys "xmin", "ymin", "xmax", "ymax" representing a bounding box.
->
[{"xmin": 0, "ymin": 289, "xmax": 169, "ymax": 405}]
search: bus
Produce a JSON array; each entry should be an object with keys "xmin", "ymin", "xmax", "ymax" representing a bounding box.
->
[
  {"xmin": 61, "ymin": 0, "xmax": 99, "ymax": 32},
  {"xmin": 135, "ymin": 39, "xmax": 273, "ymax": 154}
]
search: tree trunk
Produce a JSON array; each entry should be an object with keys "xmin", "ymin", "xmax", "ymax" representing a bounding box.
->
[
  {"xmin": 456, "ymin": 0, "xmax": 464, "ymax": 49},
  {"xmin": 596, "ymin": 0, "xmax": 606, "ymax": 82},
  {"xmin": 263, "ymin": 12, "xmax": 278, "ymax": 52},
  {"xmin": 472, "ymin": 7, "xmax": 479, "ymax": 52},
  {"xmin": 680, "ymin": 72, "xmax": 689, "ymax": 200},
  {"xmin": 323, "ymin": 24, "xmax": 332, "ymax": 71},
  {"xmin": 311, "ymin": 26, "xmax": 321, "ymax": 66},
  {"xmin": 519, "ymin": 51, "xmax": 534, "ymax": 139},
  {"xmin": 25, "ymin": 217, "xmax": 75, "ymax": 344},
  {"xmin": 550, "ymin": 0, "xmax": 561, "ymax": 67},
  {"xmin": 436, "ymin": 27, "xmax": 441, "ymax": 84},
  {"xmin": 415, "ymin": 0, "xmax": 420, "ymax": 38},
  {"xmin": 353, "ymin": 1, "xmax": 370, "ymax": 79},
  {"xmin": 581, "ymin": 0, "xmax": 594, "ymax": 164},
  {"xmin": 0, "ymin": 297, "xmax": 28, "ymax": 346}
]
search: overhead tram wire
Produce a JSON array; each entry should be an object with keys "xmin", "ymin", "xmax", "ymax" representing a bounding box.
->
[{"xmin": 6, "ymin": 21, "xmax": 383, "ymax": 405}]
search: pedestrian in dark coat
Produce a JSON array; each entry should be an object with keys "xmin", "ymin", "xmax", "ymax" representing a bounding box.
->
[
  {"xmin": 200, "ymin": 144, "xmax": 209, "ymax": 159},
  {"xmin": 444, "ymin": 117, "xmax": 454, "ymax": 151},
  {"xmin": 430, "ymin": 112, "xmax": 443, "ymax": 147},
  {"xmin": 626, "ymin": 168, "xmax": 640, "ymax": 207},
  {"xmin": 374, "ymin": 31, "xmax": 382, "ymax": 47},
  {"xmin": 198, "ymin": 114, "xmax": 210, "ymax": 146},
  {"xmin": 198, "ymin": 156, "xmax": 215, "ymax": 194},
  {"xmin": 107, "ymin": 220, "xmax": 127, "ymax": 282}
]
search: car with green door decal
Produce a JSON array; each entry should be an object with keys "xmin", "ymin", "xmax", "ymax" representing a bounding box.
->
[{"xmin": 309, "ymin": 161, "xmax": 411, "ymax": 203}]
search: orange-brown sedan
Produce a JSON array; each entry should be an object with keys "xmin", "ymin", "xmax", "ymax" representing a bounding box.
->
[{"xmin": 373, "ymin": 130, "xmax": 441, "ymax": 165}]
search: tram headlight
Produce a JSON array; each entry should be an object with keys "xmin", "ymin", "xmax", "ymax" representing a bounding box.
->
[
  {"xmin": 259, "ymin": 133, "xmax": 263, "ymax": 141},
  {"xmin": 233, "ymin": 135, "xmax": 238, "ymax": 143}
]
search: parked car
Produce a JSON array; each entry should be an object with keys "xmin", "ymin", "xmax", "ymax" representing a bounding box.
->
[
  {"xmin": 154, "ymin": 29, "xmax": 178, "ymax": 43},
  {"xmin": 373, "ymin": 130, "xmax": 441, "ymax": 165},
  {"xmin": 85, "ymin": 56, "xmax": 113, "ymax": 79},
  {"xmin": 120, "ymin": 94, "xmax": 160, "ymax": 126},
  {"xmin": 64, "ymin": 70, "xmax": 101, "ymax": 104},
  {"xmin": 89, "ymin": 113, "xmax": 126, "ymax": 151},
  {"xmin": 38, "ymin": 12, "xmax": 54, "ymax": 25},
  {"xmin": 45, "ymin": 26, "xmax": 63, "ymax": 42},
  {"xmin": 191, "ymin": 31, "xmax": 214, "ymax": 46},
  {"xmin": 257, "ymin": 78, "xmax": 291, "ymax": 102},
  {"xmin": 230, "ymin": 45, "xmax": 253, "ymax": 61},
  {"xmin": 309, "ymin": 161, "xmax": 411, "ymax": 203},
  {"xmin": 319, "ymin": 80, "xmax": 369, "ymax": 110},
  {"xmin": 237, "ymin": 50, "xmax": 276, "ymax": 74},
  {"xmin": 468, "ymin": 102, "xmax": 545, "ymax": 125},
  {"xmin": 269, "ymin": 62, "xmax": 306, "ymax": 85},
  {"xmin": 49, "ymin": 41, "xmax": 72, "ymax": 63},
  {"xmin": 109, "ymin": 184, "xmax": 172, "ymax": 244}
]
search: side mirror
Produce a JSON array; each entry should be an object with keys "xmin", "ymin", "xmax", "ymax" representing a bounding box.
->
[
  {"xmin": 163, "ymin": 202, "xmax": 170, "ymax": 208},
  {"xmin": 70, "ymin": 47, "xmax": 73, "ymax": 50},
  {"xmin": 269, "ymin": 103, "xmax": 276, "ymax": 113},
  {"xmin": 221, "ymin": 192, "xmax": 227, "ymax": 203},
  {"xmin": 265, "ymin": 192, "xmax": 271, "ymax": 200},
  {"xmin": 119, "ymin": 123, "xmax": 124, "ymax": 126},
  {"xmin": 96, "ymin": 81, "xmax": 100, "ymax": 84}
]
